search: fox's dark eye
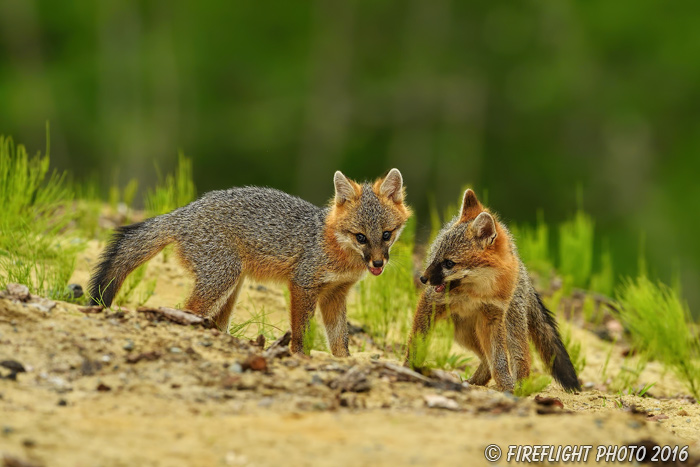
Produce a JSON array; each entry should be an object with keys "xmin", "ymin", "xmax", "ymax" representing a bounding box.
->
[
  {"xmin": 443, "ymin": 259, "xmax": 455, "ymax": 269},
  {"xmin": 382, "ymin": 231, "xmax": 391, "ymax": 241},
  {"xmin": 356, "ymin": 233, "xmax": 367, "ymax": 244}
]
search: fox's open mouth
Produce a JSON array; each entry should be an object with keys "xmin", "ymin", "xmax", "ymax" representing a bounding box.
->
[
  {"xmin": 434, "ymin": 280, "xmax": 459, "ymax": 293},
  {"xmin": 368, "ymin": 266, "xmax": 384, "ymax": 276}
]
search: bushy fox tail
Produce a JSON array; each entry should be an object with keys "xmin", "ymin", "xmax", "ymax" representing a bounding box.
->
[
  {"xmin": 529, "ymin": 293, "xmax": 581, "ymax": 392},
  {"xmin": 88, "ymin": 217, "xmax": 173, "ymax": 307}
]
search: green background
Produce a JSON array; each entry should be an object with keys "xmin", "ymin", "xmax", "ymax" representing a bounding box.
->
[{"xmin": 1, "ymin": 1, "xmax": 698, "ymax": 307}]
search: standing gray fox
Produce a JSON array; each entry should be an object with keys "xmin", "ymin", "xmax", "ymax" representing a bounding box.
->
[
  {"xmin": 405, "ymin": 189, "xmax": 580, "ymax": 392},
  {"xmin": 89, "ymin": 169, "xmax": 411, "ymax": 356}
]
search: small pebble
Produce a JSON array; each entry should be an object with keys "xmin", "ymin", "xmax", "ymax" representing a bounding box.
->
[
  {"xmin": 170, "ymin": 347, "xmax": 182, "ymax": 354},
  {"xmin": 6, "ymin": 283, "xmax": 30, "ymax": 301},
  {"xmin": 228, "ymin": 363, "xmax": 243, "ymax": 374},
  {"xmin": 627, "ymin": 420, "xmax": 642, "ymax": 429},
  {"xmin": 0, "ymin": 360, "xmax": 26, "ymax": 373},
  {"xmin": 48, "ymin": 376, "xmax": 69, "ymax": 390},
  {"xmin": 424, "ymin": 394, "xmax": 459, "ymax": 411},
  {"xmin": 67, "ymin": 283, "xmax": 84, "ymax": 299},
  {"xmin": 241, "ymin": 355, "xmax": 267, "ymax": 372},
  {"xmin": 96, "ymin": 383, "xmax": 111, "ymax": 392},
  {"xmin": 312, "ymin": 401, "xmax": 329, "ymax": 411},
  {"xmin": 258, "ymin": 397, "xmax": 274, "ymax": 408},
  {"xmin": 3, "ymin": 426, "xmax": 14, "ymax": 435},
  {"xmin": 123, "ymin": 340, "xmax": 135, "ymax": 351},
  {"xmin": 311, "ymin": 374, "xmax": 324, "ymax": 385}
]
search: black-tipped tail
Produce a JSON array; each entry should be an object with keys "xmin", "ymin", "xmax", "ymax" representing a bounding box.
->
[
  {"xmin": 530, "ymin": 293, "xmax": 581, "ymax": 392},
  {"xmin": 88, "ymin": 219, "xmax": 171, "ymax": 307}
]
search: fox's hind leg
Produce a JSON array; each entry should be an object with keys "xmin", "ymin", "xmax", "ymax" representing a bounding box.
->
[
  {"xmin": 183, "ymin": 253, "xmax": 243, "ymax": 331},
  {"xmin": 475, "ymin": 304, "xmax": 514, "ymax": 392},
  {"xmin": 469, "ymin": 360, "xmax": 492, "ymax": 386},
  {"xmin": 211, "ymin": 278, "xmax": 244, "ymax": 333},
  {"xmin": 507, "ymin": 334, "xmax": 531, "ymax": 382},
  {"xmin": 506, "ymin": 306, "xmax": 531, "ymax": 382},
  {"xmin": 185, "ymin": 273, "xmax": 240, "ymax": 327}
]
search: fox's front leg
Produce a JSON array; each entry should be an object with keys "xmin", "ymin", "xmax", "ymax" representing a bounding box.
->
[
  {"xmin": 289, "ymin": 283, "xmax": 320, "ymax": 355},
  {"xmin": 476, "ymin": 304, "xmax": 514, "ymax": 392},
  {"xmin": 405, "ymin": 292, "xmax": 446, "ymax": 368},
  {"xmin": 319, "ymin": 283, "xmax": 352, "ymax": 357}
]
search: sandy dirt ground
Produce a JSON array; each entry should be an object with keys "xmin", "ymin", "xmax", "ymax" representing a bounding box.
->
[{"xmin": 1, "ymin": 240, "xmax": 700, "ymax": 466}]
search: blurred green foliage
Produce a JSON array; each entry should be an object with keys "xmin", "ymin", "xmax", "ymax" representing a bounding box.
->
[
  {"xmin": 1, "ymin": 0, "xmax": 699, "ymax": 307},
  {"xmin": 0, "ymin": 132, "xmax": 82, "ymax": 298},
  {"xmin": 618, "ymin": 275, "xmax": 700, "ymax": 399}
]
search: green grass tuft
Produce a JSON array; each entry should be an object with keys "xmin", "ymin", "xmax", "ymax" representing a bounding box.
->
[
  {"xmin": 303, "ymin": 317, "xmax": 329, "ymax": 355},
  {"xmin": 115, "ymin": 264, "xmax": 148, "ymax": 305},
  {"xmin": 514, "ymin": 373, "xmax": 552, "ymax": 397},
  {"xmin": 108, "ymin": 178, "xmax": 139, "ymax": 224},
  {"xmin": 229, "ymin": 302, "xmax": 285, "ymax": 343},
  {"xmin": 558, "ymin": 210, "xmax": 594, "ymax": 291},
  {"xmin": 561, "ymin": 325, "xmax": 587, "ymax": 375},
  {"xmin": 144, "ymin": 153, "xmax": 196, "ymax": 261},
  {"xmin": 146, "ymin": 152, "xmax": 196, "ymax": 217},
  {"xmin": 511, "ymin": 210, "xmax": 553, "ymax": 287},
  {"xmin": 617, "ymin": 275, "xmax": 700, "ymax": 399},
  {"xmin": 425, "ymin": 316, "xmax": 456, "ymax": 369},
  {"xmin": 71, "ymin": 176, "xmax": 104, "ymax": 239},
  {"xmin": 0, "ymin": 131, "xmax": 83, "ymax": 298},
  {"xmin": 590, "ymin": 241, "xmax": 614, "ymax": 297}
]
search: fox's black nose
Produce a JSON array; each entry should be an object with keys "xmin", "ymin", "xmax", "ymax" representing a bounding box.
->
[
  {"xmin": 372, "ymin": 260, "xmax": 384, "ymax": 268},
  {"xmin": 419, "ymin": 276, "xmax": 428, "ymax": 284}
]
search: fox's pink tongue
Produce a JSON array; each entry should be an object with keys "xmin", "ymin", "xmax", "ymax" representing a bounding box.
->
[
  {"xmin": 369, "ymin": 267, "xmax": 383, "ymax": 276},
  {"xmin": 435, "ymin": 284, "xmax": 446, "ymax": 293}
]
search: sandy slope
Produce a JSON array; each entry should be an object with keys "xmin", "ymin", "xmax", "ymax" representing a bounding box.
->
[{"xmin": 1, "ymin": 241, "xmax": 699, "ymax": 466}]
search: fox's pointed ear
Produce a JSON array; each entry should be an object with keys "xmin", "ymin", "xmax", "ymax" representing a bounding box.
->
[
  {"xmin": 459, "ymin": 189, "xmax": 483, "ymax": 222},
  {"xmin": 472, "ymin": 212, "xmax": 497, "ymax": 246},
  {"xmin": 334, "ymin": 171, "xmax": 357, "ymax": 205},
  {"xmin": 379, "ymin": 168, "xmax": 404, "ymax": 203}
]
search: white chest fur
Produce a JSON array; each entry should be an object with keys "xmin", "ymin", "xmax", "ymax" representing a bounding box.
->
[
  {"xmin": 321, "ymin": 268, "xmax": 366, "ymax": 285},
  {"xmin": 447, "ymin": 293, "xmax": 508, "ymax": 318}
]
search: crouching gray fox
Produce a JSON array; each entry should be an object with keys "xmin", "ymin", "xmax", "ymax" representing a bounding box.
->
[
  {"xmin": 89, "ymin": 169, "xmax": 411, "ymax": 356},
  {"xmin": 405, "ymin": 189, "xmax": 580, "ymax": 392}
]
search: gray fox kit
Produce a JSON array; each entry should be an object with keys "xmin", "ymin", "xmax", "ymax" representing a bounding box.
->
[
  {"xmin": 406, "ymin": 189, "xmax": 580, "ymax": 392},
  {"xmin": 89, "ymin": 169, "xmax": 411, "ymax": 356}
]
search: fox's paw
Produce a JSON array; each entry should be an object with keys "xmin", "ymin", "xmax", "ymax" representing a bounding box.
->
[
  {"xmin": 494, "ymin": 375, "xmax": 514, "ymax": 393},
  {"xmin": 290, "ymin": 350, "xmax": 311, "ymax": 360}
]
